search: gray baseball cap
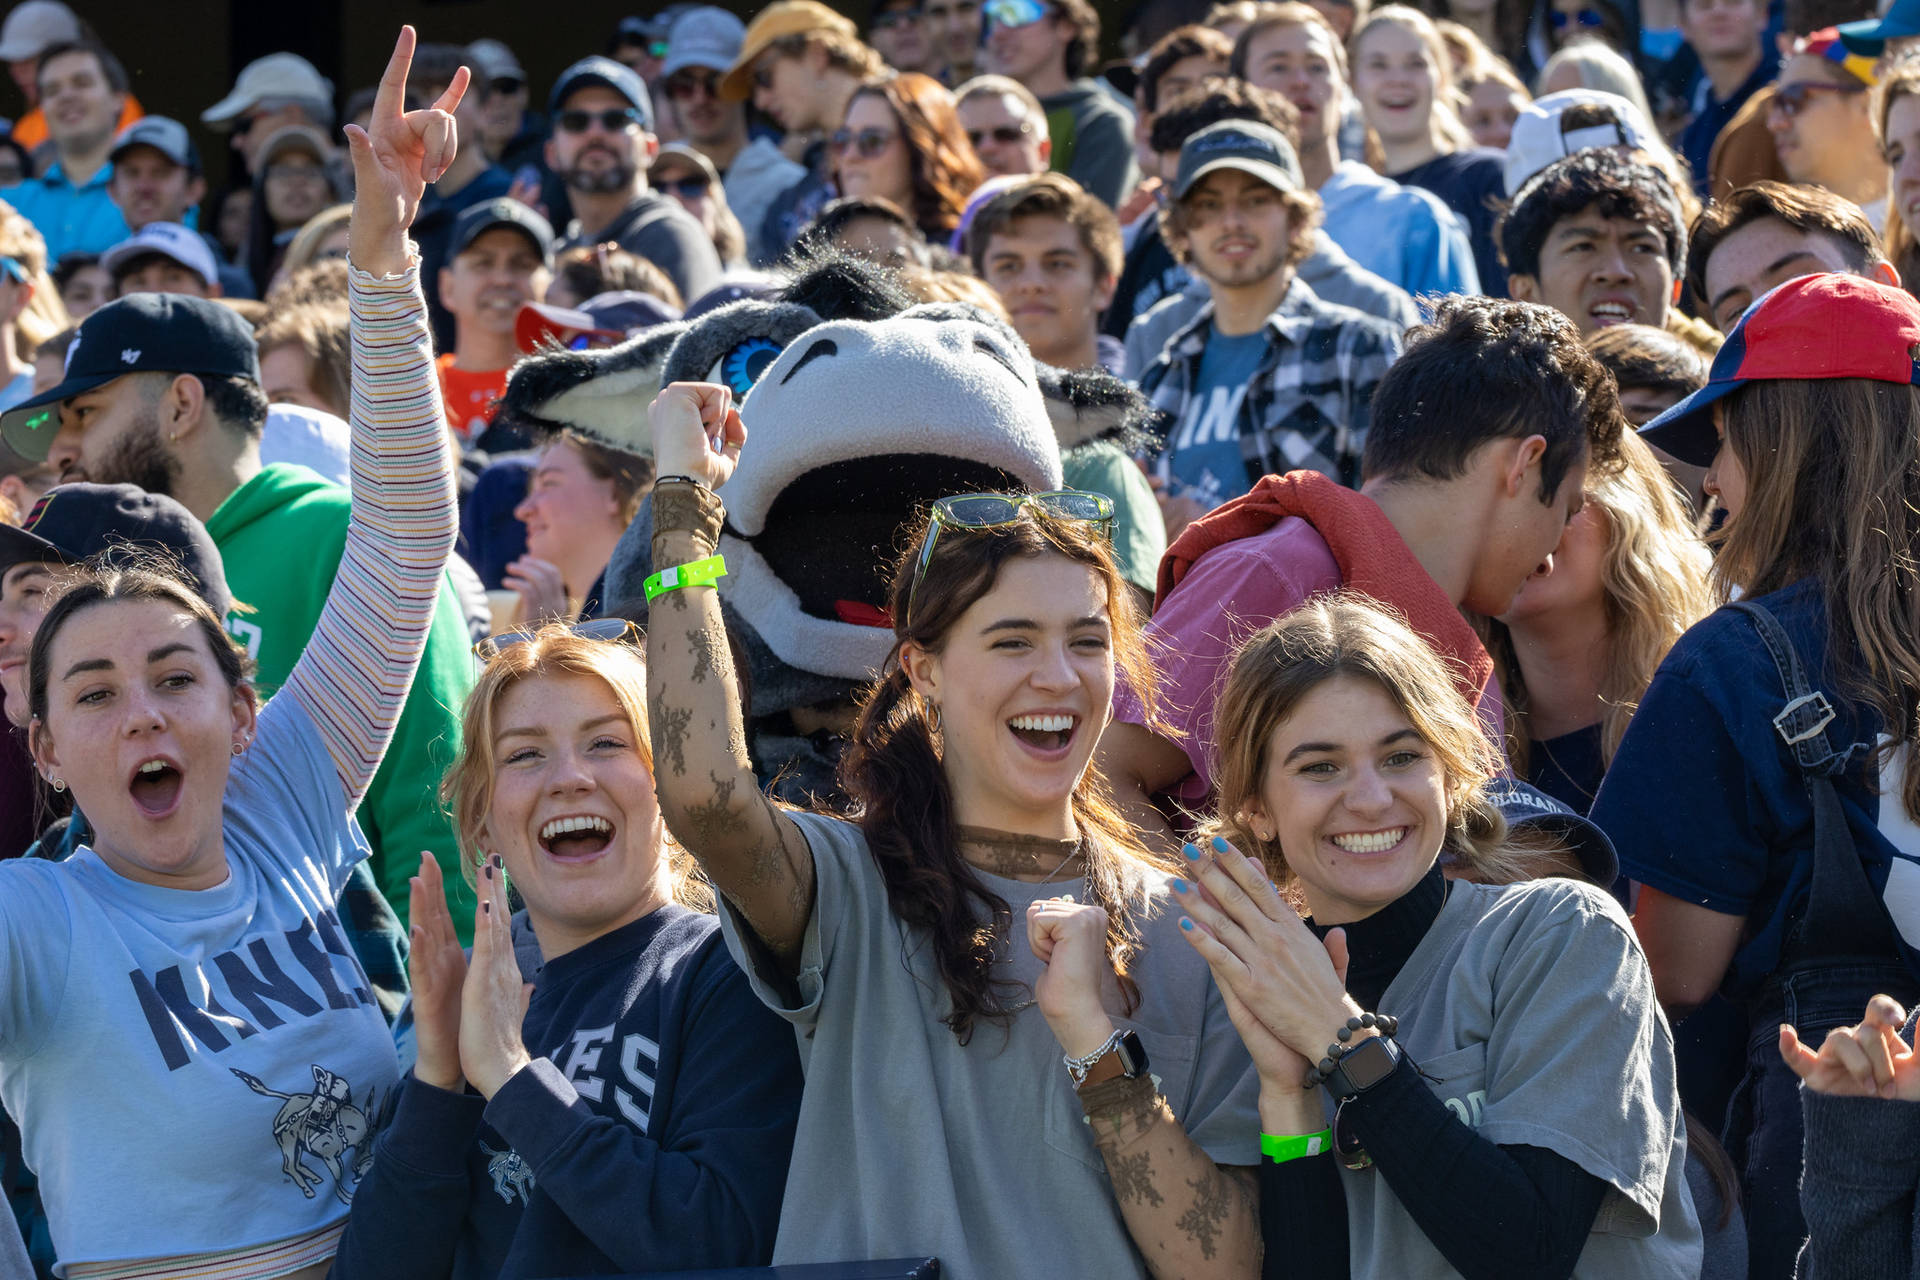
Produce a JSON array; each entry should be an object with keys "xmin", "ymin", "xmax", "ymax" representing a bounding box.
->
[
  {"xmin": 661, "ymin": 7, "xmax": 746, "ymax": 79},
  {"xmin": 1172, "ymin": 120, "xmax": 1304, "ymax": 202}
]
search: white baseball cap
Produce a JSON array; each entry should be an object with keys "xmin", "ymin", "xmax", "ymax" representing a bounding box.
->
[
  {"xmin": 1503, "ymin": 89, "xmax": 1659, "ymax": 196},
  {"xmin": 0, "ymin": 2, "xmax": 79, "ymax": 63},
  {"xmin": 202, "ymin": 52, "xmax": 335, "ymax": 129},
  {"xmin": 101, "ymin": 222, "xmax": 219, "ymax": 289}
]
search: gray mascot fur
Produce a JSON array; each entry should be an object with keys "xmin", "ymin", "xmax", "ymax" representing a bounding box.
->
[{"xmin": 500, "ymin": 253, "xmax": 1152, "ymax": 807}]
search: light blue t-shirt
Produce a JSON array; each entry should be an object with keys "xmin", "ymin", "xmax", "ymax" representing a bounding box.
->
[
  {"xmin": 1161, "ymin": 325, "xmax": 1268, "ymax": 510},
  {"xmin": 1, "ymin": 163, "xmax": 129, "ymax": 262},
  {"xmin": 1319, "ymin": 161, "xmax": 1481, "ymax": 299},
  {"xmin": 0, "ymin": 370, "xmax": 32, "ymax": 413},
  {"xmin": 0, "ymin": 695, "xmax": 399, "ymax": 1268}
]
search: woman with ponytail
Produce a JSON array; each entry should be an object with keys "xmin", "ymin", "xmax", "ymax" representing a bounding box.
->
[
  {"xmin": 1173, "ymin": 593, "xmax": 1702, "ymax": 1277},
  {"xmin": 641, "ymin": 382, "xmax": 1261, "ymax": 1280}
]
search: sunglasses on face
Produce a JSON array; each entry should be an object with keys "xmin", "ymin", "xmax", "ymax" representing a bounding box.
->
[
  {"xmin": 926, "ymin": 0, "xmax": 979, "ymax": 17},
  {"xmin": 1549, "ymin": 7, "xmax": 1607, "ymax": 28},
  {"xmin": 557, "ymin": 107, "xmax": 645, "ymax": 134},
  {"xmin": 830, "ymin": 126, "xmax": 899, "ymax": 158},
  {"xmin": 665, "ymin": 71, "xmax": 720, "ymax": 100},
  {"xmin": 872, "ymin": 7, "xmax": 926, "ymax": 28},
  {"xmin": 474, "ymin": 616, "xmax": 639, "ymax": 660},
  {"xmin": 982, "ymin": 0, "xmax": 1052, "ymax": 33},
  {"xmin": 967, "ymin": 121, "xmax": 1036, "ymax": 148},
  {"xmin": 660, "ymin": 173, "xmax": 712, "ymax": 199},
  {"xmin": 1770, "ymin": 79, "xmax": 1867, "ymax": 115},
  {"xmin": 906, "ymin": 491, "xmax": 1114, "ymax": 629},
  {"xmin": 0, "ymin": 257, "xmax": 25, "ymax": 286}
]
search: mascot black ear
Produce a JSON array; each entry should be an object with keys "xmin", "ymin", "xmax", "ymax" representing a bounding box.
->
[
  {"xmin": 776, "ymin": 247, "xmax": 917, "ymax": 320},
  {"xmin": 497, "ymin": 323, "xmax": 688, "ymax": 459},
  {"xmin": 1034, "ymin": 363, "xmax": 1159, "ymax": 454}
]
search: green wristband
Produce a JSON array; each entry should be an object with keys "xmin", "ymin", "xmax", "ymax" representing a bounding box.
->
[
  {"xmin": 644, "ymin": 554, "xmax": 728, "ymax": 601},
  {"xmin": 1261, "ymin": 1129, "xmax": 1332, "ymax": 1163}
]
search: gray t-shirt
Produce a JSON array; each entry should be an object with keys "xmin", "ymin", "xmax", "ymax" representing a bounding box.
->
[
  {"xmin": 1333, "ymin": 877, "xmax": 1704, "ymax": 1278},
  {"xmin": 716, "ymin": 811, "xmax": 1259, "ymax": 1280}
]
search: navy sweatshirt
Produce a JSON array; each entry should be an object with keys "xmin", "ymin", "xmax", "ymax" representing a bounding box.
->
[{"xmin": 331, "ymin": 905, "xmax": 801, "ymax": 1278}]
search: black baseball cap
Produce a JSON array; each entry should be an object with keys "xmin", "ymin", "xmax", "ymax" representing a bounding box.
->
[
  {"xmin": 0, "ymin": 293, "xmax": 261, "ymax": 462},
  {"xmin": 1172, "ymin": 120, "xmax": 1304, "ymax": 201},
  {"xmin": 548, "ymin": 55, "xmax": 655, "ymax": 131},
  {"xmin": 0, "ymin": 482, "xmax": 232, "ymax": 617},
  {"xmin": 450, "ymin": 198, "xmax": 556, "ymax": 269},
  {"xmin": 1483, "ymin": 777, "xmax": 1620, "ymax": 889}
]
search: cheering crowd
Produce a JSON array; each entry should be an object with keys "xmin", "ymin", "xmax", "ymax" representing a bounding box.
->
[{"xmin": 1, "ymin": 0, "xmax": 1920, "ymax": 1275}]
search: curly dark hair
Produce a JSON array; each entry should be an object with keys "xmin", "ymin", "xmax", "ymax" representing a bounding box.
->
[
  {"xmin": 1496, "ymin": 148, "xmax": 1687, "ymax": 282},
  {"xmin": 846, "ymin": 74, "xmax": 986, "ymax": 240},
  {"xmin": 840, "ymin": 509, "xmax": 1174, "ymax": 1043},
  {"xmin": 1362, "ymin": 295, "xmax": 1625, "ymax": 497}
]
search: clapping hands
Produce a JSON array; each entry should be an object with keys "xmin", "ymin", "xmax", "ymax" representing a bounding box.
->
[{"xmin": 406, "ymin": 850, "xmax": 534, "ymax": 1100}]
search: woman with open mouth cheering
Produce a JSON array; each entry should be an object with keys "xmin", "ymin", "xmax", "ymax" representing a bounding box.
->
[
  {"xmin": 5, "ymin": 29, "xmax": 457, "ymax": 1277},
  {"xmin": 642, "ymin": 380, "xmax": 1262, "ymax": 1279},
  {"xmin": 328, "ymin": 624, "xmax": 800, "ymax": 1276}
]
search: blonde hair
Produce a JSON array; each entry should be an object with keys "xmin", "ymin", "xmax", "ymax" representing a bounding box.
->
[
  {"xmin": 1202, "ymin": 593, "xmax": 1534, "ymax": 888},
  {"xmin": 1350, "ymin": 6, "xmax": 1476, "ymax": 155},
  {"xmin": 273, "ymin": 203, "xmax": 352, "ymax": 287},
  {"xmin": 0, "ymin": 200, "xmax": 67, "ymax": 363},
  {"xmin": 441, "ymin": 626, "xmax": 712, "ymax": 911},
  {"xmin": 900, "ymin": 267, "xmax": 1012, "ymax": 320},
  {"xmin": 1488, "ymin": 431, "xmax": 1714, "ymax": 774},
  {"xmin": 1877, "ymin": 53, "xmax": 1920, "ymax": 293}
]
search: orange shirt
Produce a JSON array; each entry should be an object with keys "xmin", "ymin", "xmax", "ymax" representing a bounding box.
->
[
  {"xmin": 435, "ymin": 353, "xmax": 507, "ymax": 446},
  {"xmin": 12, "ymin": 94, "xmax": 143, "ymax": 152}
]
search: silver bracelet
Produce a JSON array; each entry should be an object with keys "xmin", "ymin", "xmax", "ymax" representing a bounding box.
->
[{"xmin": 1063, "ymin": 1030, "xmax": 1124, "ymax": 1085}]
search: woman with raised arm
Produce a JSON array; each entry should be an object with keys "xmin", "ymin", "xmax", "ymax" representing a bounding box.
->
[
  {"xmin": 329, "ymin": 625, "xmax": 800, "ymax": 1277},
  {"xmin": 3, "ymin": 29, "xmax": 458, "ymax": 1277},
  {"xmin": 643, "ymin": 383, "xmax": 1262, "ymax": 1280}
]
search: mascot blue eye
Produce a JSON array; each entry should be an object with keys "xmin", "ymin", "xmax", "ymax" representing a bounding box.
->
[{"xmin": 715, "ymin": 337, "xmax": 785, "ymax": 401}]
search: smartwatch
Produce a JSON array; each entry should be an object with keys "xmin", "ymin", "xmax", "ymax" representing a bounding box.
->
[
  {"xmin": 1072, "ymin": 1029, "xmax": 1151, "ymax": 1089},
  {"xmin": 1321, "ymin": 1034, "xmax": 1401, "ymax": 1102}
]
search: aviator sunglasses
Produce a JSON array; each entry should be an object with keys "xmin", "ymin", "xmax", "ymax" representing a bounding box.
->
[
  {"xmin": 1770, "ymin": 79, "xmax": 1867, "ymax": 116},
  {"xmin": 905, "ymin": 491, "xmax": 1114, "ymax": 628}
]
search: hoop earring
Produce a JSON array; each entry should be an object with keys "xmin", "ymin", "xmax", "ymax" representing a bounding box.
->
[
  {"xmin": 47, "ymin": 776, "xmax": 64, "ymax": 793},
  {"xmin": 231, "ymin": 741, "xmax": 245, "ymax": 756},
  {"xmin": 929, "ymin": 701, "xmax": 944, "ymax": 734}
]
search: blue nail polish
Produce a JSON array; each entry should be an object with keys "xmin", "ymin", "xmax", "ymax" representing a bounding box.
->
[
  {"xmin": 1171, "ymin": 877, "xmax": 1189, "ymax": 893},
  {"xmin": 1183, "ymin": 842, "xmax": 1201, "ymax": 860},
  {"xmin": 1212, "ymin": 835, "xmax": 1230, "ymax": 853},
  {"xmin": 1180, "ymin": 917, "xmax": 1195, "ymax": 931}
]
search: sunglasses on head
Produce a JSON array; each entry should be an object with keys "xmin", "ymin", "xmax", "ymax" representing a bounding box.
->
[
  {"xmin": 967, "ymin": 122, "xmax": 1035, "ymax": 148},
  {"xmin": 1548, "ymin": 7, "xmax": 1606, "ymax": 28},
  {"xmin": 906, "ymin": 491, "xmax": 1115, "ymax": 629},
  {"xmin": 830, "ymin": 126, "xmax": 898, "ymax": 158},
  {"xmin": 982, "ymin": 0, "xmax": 1052, "ymax": 33},
  {"xmin": 557, "ymin": 107, "xmax": 645, "ymax": 134},
  {"xmin": 474, "ymin": 616, "xmax": 639, "ymax": 660},
  {"xmin": 1770, "ymin": 78, "xmax": 1867, "ymax": 115}
]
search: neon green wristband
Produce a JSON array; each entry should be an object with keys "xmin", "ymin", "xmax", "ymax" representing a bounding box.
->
[
  {"xmin": 1261, "ymin": 1129, "xmax": 1332, "ymax": 1163},
  {"xmin": 644, "ymin": 554, "xmax": 727, "ymax": 601}
]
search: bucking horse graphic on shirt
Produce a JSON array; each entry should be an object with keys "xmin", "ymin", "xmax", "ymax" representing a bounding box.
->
[{"xmin": 232, "ymin": 1065, "xmax": 378, "ymax": 1203}]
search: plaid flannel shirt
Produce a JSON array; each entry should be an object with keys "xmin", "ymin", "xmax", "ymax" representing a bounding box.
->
[{"xmin": 1136, "ymin": 276, "xmax": 1404, "ymax": 490}]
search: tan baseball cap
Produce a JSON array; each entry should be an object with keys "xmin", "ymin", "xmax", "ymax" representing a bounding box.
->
[{"xmin": 719, "ymin": 0, "xmax": 858, "ymax": 102}]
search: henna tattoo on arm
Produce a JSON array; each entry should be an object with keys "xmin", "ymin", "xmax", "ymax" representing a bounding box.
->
[
  {"xmin": 689, "ymin": 626, "xmax": 728, "ymax": 684},
  {"xmin": 1175, "ymin": 1169, "xmax": 1235, "ymax": 1261},
  {"xmin": 653, "ymin": 705, "xmax": 692, "ymax": 778},
  {"xmin": 680, "ymin": 772, "xmax": 739, "ymax": 847},
  {"xmin": 1109, "ymin": 1150, "xmax": 1164, "ymax": 1208}
]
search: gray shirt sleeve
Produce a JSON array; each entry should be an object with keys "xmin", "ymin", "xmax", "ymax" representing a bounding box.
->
[
  {"xmin": 629, "ymin": 204, "xmax": 725, "ymax": 308},
  {"xmin": 1065, "ymin": 104, "xmax": 1140, "ymax": 209}
]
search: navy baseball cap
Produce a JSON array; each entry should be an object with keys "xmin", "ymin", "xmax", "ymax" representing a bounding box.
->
[
  {"xmin": 1483, "ymin": 777, "xmax": 1620, "ymax": 888},
  {"xmin": 0, "ymin": 483, "xmax": 231, "ymax": 617},
  {"xmin": 450, "ymin": 198, "xmax": 555, "ymax": 268},
  {"xmin": 1640, "ymin": 273, "xmax": 1920, "ymax": 467},
  {"xmin": 1172, "ymin": 120, "xmax": 1304, "ymax": 201},
  {"xmin": 0, "ymin": 293, "xmax": 261, "ymax": 462},
  {"xmin": 548, "ymin": 55, "xmax": 654, "ymax": 131}
]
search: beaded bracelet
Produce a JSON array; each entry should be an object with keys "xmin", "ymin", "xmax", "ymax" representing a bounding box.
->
[{"xmin": 1301, "ymin": 1011, "xmax": 1400, "ymax": 1090}]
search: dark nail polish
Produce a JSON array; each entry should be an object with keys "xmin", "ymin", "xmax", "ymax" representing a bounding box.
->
[
  {"xmin": 483, "ymin": 900, "xmax": 492, "ymax": 915},
  {"xmin": 484, "ymin": 864, "xmax": 492, "ymax": 880}
]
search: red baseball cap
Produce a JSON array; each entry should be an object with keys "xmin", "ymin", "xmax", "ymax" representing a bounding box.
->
[{"xmin": 1640, "ymin": 273, "xmax": 1920, "ymax": 466}]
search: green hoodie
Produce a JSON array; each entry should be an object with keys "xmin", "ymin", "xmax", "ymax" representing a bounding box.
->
[{"xmin": 206, "ymin": 462, "xmax": 478, "ymax": 941}]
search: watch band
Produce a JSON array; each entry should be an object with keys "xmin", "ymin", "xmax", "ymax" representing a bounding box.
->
[{"xmin": 1067, "ymin": 1029, "xmax": 1150, "ymax": 1088}]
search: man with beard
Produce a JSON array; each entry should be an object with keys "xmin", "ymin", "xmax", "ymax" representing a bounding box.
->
[
  {"xmin": 1136, "ymin": 120, "xmax": 1401, "ymax": 534},
  {"xmin": 0, "ymin": 289, "xmax": 478, "ymax": 937},
  {"xmin": 546, "ymin": 55, "xmax": 721, "ymax": 307},
  {"xmin": 436, "ymin": 198, "xmax": 554, "ymax": 446}
]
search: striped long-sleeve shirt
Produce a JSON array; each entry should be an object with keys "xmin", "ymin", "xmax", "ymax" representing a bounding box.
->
[{"xmin": 283, "ymin": 259, "xmax": 458, "ymax": 806}]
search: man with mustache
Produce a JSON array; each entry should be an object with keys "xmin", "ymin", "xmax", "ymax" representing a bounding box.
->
[
  {"xmin": 546, "ymin": 55, "xmax": 721, "ymax": 309},
  {"xmin": 437, "ymin": 199, "xmax": 553, "ymax": 447}
]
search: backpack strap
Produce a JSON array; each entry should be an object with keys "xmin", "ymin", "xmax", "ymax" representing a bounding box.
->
[{"xmin": 1728, "ymin": 600, "xmax": 1905, "ymax": 970}]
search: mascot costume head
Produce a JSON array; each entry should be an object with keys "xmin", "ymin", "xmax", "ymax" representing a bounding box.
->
[{"xmin": 500, "ymin": 253, "xmax": 1152, "ymax": 806}]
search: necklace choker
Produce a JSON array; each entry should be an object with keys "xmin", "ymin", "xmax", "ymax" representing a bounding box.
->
[{"xmin": 956, "ymin": 825, "xmax": 1088, "ymax": 882}]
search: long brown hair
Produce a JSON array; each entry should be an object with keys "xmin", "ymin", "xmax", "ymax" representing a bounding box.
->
[
  {"xmin": 442, "ymin": 625, "xmax": 711, "ymax": 910},
  {"xmin": 1202, "ymin": 592, "xmax": 1534, "ymax": 887},
  {"xmin": 1488, "ymin": 431, "xmax": 1714, "ymax": 774},
  {"xmin": 841, "ymin": 508, "xmax": 1173, "ymax": 1043},
  {"xmin": 1718, "ymin": 376, "xmax": 1920, "ymax": 822},
  {"xmin": 850, "ymin": 74, "xmax": 986, "ymax": 239}
]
